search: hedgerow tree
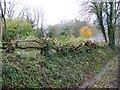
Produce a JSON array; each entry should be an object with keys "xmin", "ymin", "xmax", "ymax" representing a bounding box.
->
[
  {"xmin": 0, "ymin": 0, "xmax": 7, "ymax": 43},
  {"xmin": 46, "ymin": 19, "xmax": 88, "ymax": 38},
  {"xmin": 79, "ymin": 0, "xmax": 120, "ymax": 49},
  {"xmin": 6, "ymin": 19, "xmax": 35, "ymax": 40},
  {"xmin": 80, "ymin": 26, "xmax": 92, "ymax": 38}
]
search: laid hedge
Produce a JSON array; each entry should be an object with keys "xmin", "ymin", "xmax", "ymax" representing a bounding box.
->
[{"xmin": 2, "ymin": 41, "xmax": 116, "ymax": 88}]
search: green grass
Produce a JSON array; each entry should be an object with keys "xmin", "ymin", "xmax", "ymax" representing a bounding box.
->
[
  {"xmin": 56, "ymin": 36, "xmax": 88, "ymax": 43},
  {"xmin": 2, "ymin": 46, "xmax": 116, "ymax": 88}
]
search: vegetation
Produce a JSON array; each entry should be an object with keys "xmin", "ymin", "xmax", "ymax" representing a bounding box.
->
[
  {"xmin": 80, "ymin": 26, "xmax": 92, "ymax": 38},
  {"xmin": 6, "ymin": 19, "xmax": 35, "ymax": 40},
  {"xmin": 80, "ymin": 0, "xmax": 120, "ymax": 49},
  {"xmin": 2, "ymin": 39, "xmax": 117, "ymax": 88},
  {"xmin": 0, "ymin": 0, "xmax": 119, "ymax": 89}
]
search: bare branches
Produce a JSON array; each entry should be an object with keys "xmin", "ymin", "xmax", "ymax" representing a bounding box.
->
[
  {"xmin": 32, "ymin": 7, "xmax": 45, "ymax": 30},
  {"xmin": 33, "ymin": 8, "xmax": 41, "ymax": 29},
  {"xmin": 6, "ymin": 0, "xmax": 16, "ymax": 18}
]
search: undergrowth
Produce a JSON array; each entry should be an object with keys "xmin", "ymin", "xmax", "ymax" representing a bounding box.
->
[{"xmin": 1, "ymin": 46, "xmax": 116, "ymax": 88}]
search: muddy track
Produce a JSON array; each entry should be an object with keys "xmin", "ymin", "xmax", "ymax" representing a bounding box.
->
[{"xmin": 79, "ymin": 54, "xmax": 119, "ymax": 88}]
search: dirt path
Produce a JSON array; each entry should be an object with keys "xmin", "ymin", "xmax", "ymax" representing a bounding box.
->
[
  {"xmin": 79, "ymin": 54, "xmax": 119, "ymax": 89},
  {"xmin": 91, "ymin": 54, "xmax": 119, "ymax": 88}
]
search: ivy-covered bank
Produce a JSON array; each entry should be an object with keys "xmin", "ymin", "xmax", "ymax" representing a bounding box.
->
[{"xmin": 2, "ymin": 41, "xmax": 118, "ymax": 88}]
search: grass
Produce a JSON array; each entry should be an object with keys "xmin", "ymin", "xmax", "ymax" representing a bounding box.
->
[
  {"xmin": 56, "ymin": 36, "xmax": 88, "ymax": 44},
  {"xmin": 1, "ymin": 46, "xmax": 116, "ymax": 88}
]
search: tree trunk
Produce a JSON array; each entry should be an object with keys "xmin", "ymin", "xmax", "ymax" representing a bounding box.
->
[
  {"xmin": 100, "ymin": 20, "xmax": 108, "ymax": 43},
  {"xmin": 108, "ymin": 30, "xmax": 115, "ymax": 49},
  {"xmin": 2, "ymin": 16, "xmax": 7, "ymax": 48},
  {"xmin": 108, "ymin": 2, "xmax": 115, "ymax": 49},
  {"xmin": 94, "ymin": 2, "xmax": 108, "ymax": 43},
  {"xmin": 0, "ymin": 0, "xmax": 7, "ymax": 47}
]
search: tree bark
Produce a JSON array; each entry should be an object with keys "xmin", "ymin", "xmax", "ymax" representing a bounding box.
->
[
  {"xmin": 108, "ymin": 2, "xmax": 115, "ymax": 49},
  {"xmin": 93, "ymin": 2, "xmax": 108, "ymax": 43}
]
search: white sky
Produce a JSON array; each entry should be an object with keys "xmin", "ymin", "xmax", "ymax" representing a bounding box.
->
[{"xmin": 17, "ymin": 0, "xmax": 81, "ymax": 25}]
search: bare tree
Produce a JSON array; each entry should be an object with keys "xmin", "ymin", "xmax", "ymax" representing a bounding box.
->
[
  {"xmin": 6, "ymin": 0, "xmax": 16, "ymax": 18},
  {"xmin": 32, "ymin": 7, "xmax": 45, "ymax": 37},
  {"xmin": 40, "ymin": 9, "xmax": 45, "ymax": 35},
  {"xmin": 79, "ymin": 0, "xmax": 120, "ymax": 48},
  {"xmin": 14, "ymin": 6, "xmax": 29, "ymax": 20},
  {"xmin": 3, "ymin": 0, "xmax": 25, "ymax": 19},
  {"xmin": 33, "ymin": 8, "xmax": 45, "ymax": 29},
  {"xmin": 0, "ymin": 0, "xmax": 7, "ymax": 42},
  {"xmin": 33, "ymin": 8, "xmax": 40, "ymax": 29}
]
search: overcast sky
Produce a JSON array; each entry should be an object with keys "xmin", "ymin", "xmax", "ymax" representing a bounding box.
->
[{"xmin": 16, "ymin": 0, "xmax": 82, "ymax": 25}]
